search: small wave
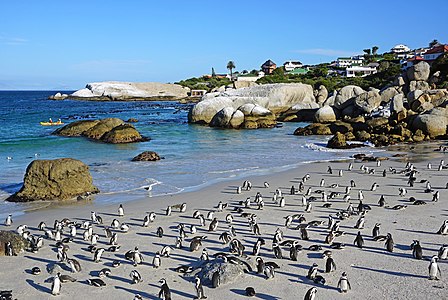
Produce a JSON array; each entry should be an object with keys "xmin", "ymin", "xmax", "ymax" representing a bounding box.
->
[
  {"xmin": 208, "ymin": 166, "xmax": 260, "ymax": 174},
  {"xmin": 100, "ymin": 178, "xmax": 162, "ymax": 195},
  {"xmin": 304, "ymin": 142, "xmax": 383, "ymax": 153}
]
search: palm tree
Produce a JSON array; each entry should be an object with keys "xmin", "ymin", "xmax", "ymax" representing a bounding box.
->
[
  {"xmin": 227, "ymin": 60, "xmax": 236, "ymax": 88},
  {"xmin": 429, "ymin": 39, "xmax": 440, "ymax": 48},
  {"xmin": 372, "ymin": 46, "xmax": 379, "ymax": 57}
]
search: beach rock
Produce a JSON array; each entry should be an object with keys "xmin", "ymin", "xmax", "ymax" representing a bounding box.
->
[
  {"xmin": 0, "ymin": 231, "xmax": 29, "ymax": 256},
  {"xmin": 390, "ymin": 94, "xmax": 404, "ymax": 113},
  {"xmin": 49, "ymin": 92, "xmax": 68, "ymax": 100},
  {"xmin": 366, "ymin": 117, "xmax": 389, "ymax": 129},
  {"xmin": 188, "ymin": 83, "xmax": 316, "ymax": 126},
  {"xmin": 294, "ymin": 123, "xmax": 331, "ymax": 136},
  {"xmin": 70, "ymin": 81, "xmax": 190, "ymax": 101},
  {"xmin": 197, "ymin": 261, "xmax": 245, "ymax": 287},
  {"xmin": 6, "ymin": 158, "xmax": 99, "ymax": 202},
  {"xmin": 131, "ymin": 151, "xmax": 161, "ymax": 162},
  {"xmin": 407, "ymin": 61, "xmax": 430, "ymax": 81},
  {"xmin": 229, "ymin": 110, "xmax": 245, "ymax": 128},
  {"xmin": 127, "ymin": 118, "xmax": 138, "ymax": 123},
  {"xmin": 409, "ymin": 80, "xmax": 430, "ymax": 92},
  {"xmin": 82, "ymin": 118, "xmax": 124, "ymax": 139},
  {"xmin": 354, "ymin": 90, "xmax": 382, "ymax": 113},
  {"xmin": 381, "ymin": 87, "xmax": 400, "ymax": 103},
  {"xmin": 314, "ymin": 105, "xmax": 337, "ymax": 123},
  {"xmin": 355, "ymin": 130, "xmax": 371, "ymax": 142},
  {"xmin": 412, "ymin": 107, "xmax": 448, "ymax": 138},
  {"xmin": 101, "ymin": 124, "xmax": 147, "ymax": 143},
  {"xmin": 333, "ymin": 85, "xmax": 365, "ymax": 109},
  {"xmin": 327, "ymin": 132, "xmax": 347, "ymax": 149},
  {"xmin": 394, "ymin": 75, "xmax": 406, "ymax": 86},
  {"xmin": 53, "ymin": 120, "xmax": 100, "ymax": 136},
  {"xmin": 315, "ymin": 85, "xmax": 328, "ymax": 105},
  {"xmin": 210, "ymin": 107, "xmax": 235, "ymax": 127}
]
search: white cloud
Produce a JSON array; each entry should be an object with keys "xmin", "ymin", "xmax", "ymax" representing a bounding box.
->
[
  {"xmin": 294, "ymin": 48, "xmax": 358, "ymax": 57},
  {"xmin": 0, "ymin": 36, "xmax": 28, "ymax": 45}
]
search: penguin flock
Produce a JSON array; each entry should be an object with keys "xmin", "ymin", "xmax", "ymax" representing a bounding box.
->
[{"xmin": 1, "ymin": 155, "xmax": 448, "ymax": 299}]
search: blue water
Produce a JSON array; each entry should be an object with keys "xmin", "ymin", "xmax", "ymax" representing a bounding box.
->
[{"xmin": 0, "ymin": 91, "xmax": 380, "ymax": 217}]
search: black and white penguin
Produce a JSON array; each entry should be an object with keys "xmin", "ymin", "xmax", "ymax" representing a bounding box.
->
[
  {"xmin": 93, "ymin": 248, "xmax": 105, "ymax": 263},
  {"xmin": 337, "ymin": 272, "xmax": 351, "ymax": 293},
  {"xmin": 4, "ymin": 214, "xmax": 12, "ymax": 226},
  {"xmin": 354, "ymin": 215, "xmax": 365, "ymax": 229},
  {"xmin": 272, "ymin": 243, "xmax": 282, "ymax": 259},
  {"xmin": 245, "ymin": 287, "xmax": 256, "ymax": 297},
  {"xmin": 156, "ymin": 227, "xmax": 164, "ymax": 238},
  {"xmin": 411, "ymin": 240, "xmax": 423, "ymax": 259},
  {"xmin": 208, "ymin": 218, "xmax": 218, "ymax": 232},
  {"xmin": 158, "ymin": 278, "xmax": 172, "ymax": 300},
  {"xmin": 429, "ymin": 256, "xmax": 442, "ymax": 280},
  {"xmin": 437, "ymin": 220, "xmax": 448, "ymax": 234},
  {"xmin": 327, "ymin": 166, "xmax": 333, "ymax": 174},
  {"xmin": 305, "ymin": 202, "xmax": 312, "ymax": 213},
  {"xmin": 385, "ymin": 233, "xmax": 394, "ymax": 252},
  {"xmin": 290, "ymin": 241, "xmax": 301, "ymax": 261},
  {"xmin": 67, "ymin": 258, "xmax": 82, "ymax": 273},
  {"xmin": 190, "ymin": 236, "xmax": 206, "ymax": 252},
  {"xmin": 98, "ymin": 268, "xmax": 111, "ymax": 278},
  {"xmin": 126, "ymin": 247, "xmax": 144, "ymax": 266},
  {"xmin": 87, "ymin": 278, "xmax": 106, "ymax": 287},
  {"xmin": 51, "ymin": 272, "xmax": 61, "ymax": 295},
  {"xmin": 200, "ymin": 248, "xmax": 209, "ymax": 261},
  {"xmin": 166, "ymin": 206, "xmax": 172, "ymax": 216},
  {"xmin": 325, "ymin": 255, "xmax": 336, "ymax": 273},
  {"xmin": 118, "ymin": 204, "xmax": 124, "ymax": 217},
  {"xmin": 438, "ymin": 244, "xmax": 448, "ymax": 260},
  {"xmin": 372, "ymin": 223, "xmax": 381, "ymax": 237},
  {"xmin": 307, "ymin": 263, "xmax": 318, "ymax": 280},
  {"xmin": 256, "ymin": 257, "xmax": 265, "ymax": 274},
  {"xmin": 130, "ymin": 270, "xmax": 142, "ymax": 284},
  {"xmin": 354, "ymin": 231, "xmax": 364, "ymax": 249},
  {"xmin": 300, "ymin": 227, "xmax": 309, "ymax": 240},
  {"xmin": 211, "ymin": 270, "xmax": 220, "ymax": 288},
  {"xmin": 5, "ymin": 241, "xmax": 14, "ymax": 256},
  {"xmin": 252, "ymin": 238, "xmax": 265, "ymax": 256},
  {"xmin": 304, "ymin": 287, "xmax": 317, "ymax": 300},
  {"xmin": 194, "ymin": 276, "xmax": 207, "ymax": 299},
  {"xmin": 433, "ymin": 191, "xmax": 440, "ymax": 202},
  {"xmin": 161, "ymin": 245, "xmax": 173, "ymax": 257},
  {"xmin": 263, "ymin": 265, "xmax": 275, "ymax": 279}
]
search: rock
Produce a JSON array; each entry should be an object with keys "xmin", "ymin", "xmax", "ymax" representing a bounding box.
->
[
  {"xmin": 394, "ymin": 75, "xmax": 406, "ymax": 86},
  {"xmin": 53, "ymin": 120, "xmax": 100, "ymax": 136},
  {"xmin": 429, "ymin": 71, "xmax": 441, "ymax": 85},
  {"xmin": 101, "ymin": 124, "xmax": 147, "ymax": 143},
  {"xmin": 210, "ymin": 107, "xmax": 235, "ymax": 127},
  {"xmin": 49, "ymin": 92, "xmax": 68, "ymax": 100},
  {"xmin": 333, "ymin": 85, "xmax": 365, "ymax": 109},
  {"xmin": 355, "ymin": 131, "xmax": 371, "ymax": 142},
  {"xmin": 188, "ymin": 83, "xmax": 317, "ymax": 125},
  {"xmin": 366, "ymin": 117, "xmax": 389, "ymax": 129},
  {"xmin": 131, "ymin": 151, "xmax": 161, "ymax": 161},
  {"xmin": 412, "ymin": 129, "xmax": 425, "ymax": 142},
  {"xmin": 70, "ymin": 82, "xmax": 190, "ymax": 101},
  {"xmin": 6, "ymin": 158, "xmax": 99, "ymax": 202},
  {"xmin": 327, "ymin": 132, "xmax": 347, "ymax": 149},
  {"xmin": 82, "ymin": 118, "xmax": 124, "ymax": 140},
  {"xmin": 226, "ymin": 81, "xmax": 258, "ymax": 89},
  {"xmin": 412, "ymin": 107, "xmax": 448, "ymax": 138},
  {"xmin": 314, "ymin": 105, "xmax": 337, "ymax": 123},
  {"xmin": 229, "ymin": 110, "xmax": 245, "ymax": 128},
  {"xmin": 381, "ymin": 87, "xmax": 400, "ymax": 103},
  {"xmin": 354, "ymin": 90, "xmax": 382, "ymax": 113},
  {"xmin": 0, "ymin": 231, "xmax": 29, "ymax": 256},
  {"xmin": 241, "ymin": 114, "xmax": 276, "ymax": 129},
  {"xmin": 409, "ymin": 80, "xmax": 430, "ymax": 92},
  {"xmin": 390, "ymin": 94, "xmax": 404, "ymax": 113},
  {"xmin": 127, "ymin": 118, "xmax": 138, "ymax": 123},
  {"xmin": 345, "ymin": 132, "xmax": 355, "ymax": 140},
  {"xmin": 329, "ymin": 121, "xmax": 353, "ymax": 134},
  {"xmin": 407, "ymin": 61, "xmax": 430, "ymax": 81},
  {"xmin": 316, "ymin": 85, "xmax": 328, "ymax": 105},
  {"xmin": 197, "ymin": 261, "xmax": 245, "ymax": 287},
  {"xmin": 293, "ymin": 123, "xmax": 331, "ymax": 136}
]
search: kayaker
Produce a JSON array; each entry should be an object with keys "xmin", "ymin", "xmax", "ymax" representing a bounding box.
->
[{"xmin": 49, "ymin": 118, "xmax": 53, "ymax": 123}]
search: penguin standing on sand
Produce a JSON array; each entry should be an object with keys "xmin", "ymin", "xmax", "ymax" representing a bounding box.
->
[
  {"xmin": 337, "ymin": 272, "xmax": 351, "ymax": 293},
  {"xmin": 153, "ymin": 252, "xmax": 161, "ymax": 268},
  {"xmin": 429, "ymin": 256, "xmax": 442, "ymax": 280},
  {"xmin": 158, "ymin": 278, "xmax": 172, "ymax": 300},
  {"xmin": 325, "ymin": 255, "xmax": 336, "ymax": 273},
  {"xmin": 51, "ymin": 272, "xmax": 62, "ymax": 295},
  {"xmin": 385, "ymin": 233, "xmax": 394, "ymax": 252},
  {"xmin": 354, "ymin": 231, "xmax": 364, "ymax": 249},
  {"xmin": 372, "ymin": 223, "xmax": 381, "ymax": 238},
  {"xmin": 437, "ymin": 220, "xmax": 448, "ymax": 234},
  {"xmin": 93, "ymin": 248, "xmax": 105, "ymax": 263},
  {"xmin": 378, "ymin": 195, "xmax": 386, "ymax": 207},
  {"xmin": 194, "ymin": 276, "xmax": 207, "ymax": 299},
  {"xmin": 438, "ymin": 245, "xmax": 448, "ymax": 260},
  {"xmin": 304, "ymin": 287, "xmax": 317, "ymax": 300},
  {"xmin": 5, "ymin": 214, "xmax": 12, "ymax": 226},
  {"xmin": 5, "ymin": 242, "xmax": 14, "ymax": 256},
  {"xmin": 118, "ymin": 204, "xmax": 124, "ymax": 217},
  {"xmin": 307, "ymin": 263, "xmax": 318, "ymax": 280},
  {"xmin": 411, "ymin": 240, "xmax": 423, "ymax": 259}
]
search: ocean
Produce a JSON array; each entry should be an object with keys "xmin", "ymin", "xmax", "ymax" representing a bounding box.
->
[{"xmin": 0, "ymin": 91, "xmax": 380, "ymax": 218}]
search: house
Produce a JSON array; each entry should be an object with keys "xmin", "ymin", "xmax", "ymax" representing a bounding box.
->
[
  {"xmin": 283, "ymin": 60, "xmax": 303, "ymax": 72},
  {"xmin": 391, "ymin": 44, "xmax": 410, "ymax": 53},
  {"xmin": 401, "ymin": 56, "xmax": 424, "ymax": 70},
  {"xmin": 346, "ymin": 66, "xmax": 377, "ymax": 78},
  {"xmin": 423, "ymin": 44, "xmax": 448, "ymax": 62},
  {"xmin": 261, "ymin": 60, "xmax": 277, "ymax": 75},
  {"xmin": 237, "ymin": 71, "xmax": 265, "ymax": 82},
  {"xmin": 336, "ymin": 56, "xmax": 363, "ymax": 68}
]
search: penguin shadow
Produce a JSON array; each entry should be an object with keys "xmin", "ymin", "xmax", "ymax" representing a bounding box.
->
[
  {"xmin": 147, "ymin": 282, "xmax": 196, "ymax": 299},
  {"xmin": 306, "ymin": 252, "xmax": 323, "ymax": 259},
  {"xmin": 114, "ymin": 286, "xmax": 158, "ymax": 300},
  {"xmin": 26, "ymin": 279, "xmax": 51, "ymax": 294},
  {"xmin": 230, "ymin": 288, "xmax": 280, "ymax": 299},
  {"xmin": 108, "ymin": 274, "xmax": 134, "ymax": 285},
  {"xmin": 24, "ymin": 255, "xmax": 57, "ymax": 265},
  {"xmin": 293, "ymin": 274, "xmax": 340, "ymax": 291},
  {"xmin": 397, "ymin": 228, "xmax": 436, "ymax": 235},
  {"xmin": 351, "ymin": 265, "xmax": 427, "ymax": 279},
  {"xmin": 96, "ymin": 212, "xmax": 119, "ymax": 217}
]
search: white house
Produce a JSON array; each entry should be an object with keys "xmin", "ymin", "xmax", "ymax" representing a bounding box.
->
[
  {"xmin": 391, "ymin": 44, "xmax": 410, "ymax": 53},
  {"xmin": 423, "ymin": 45, "xmax": 448, "ymax": 61},
  {"xmin": 283, "ymin": 60, "xmax": 303, "ymax": 72},
  {"xmin": 336, "ymin": 56, "xmax": 363, "ymax": 68},
  {"xmin": 346, "ymin": 66, "xmax": 377, "ymax": 78}
]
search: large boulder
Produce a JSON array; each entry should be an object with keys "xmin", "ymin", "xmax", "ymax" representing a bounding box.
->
[
  {"xmin": 6, "ymin": 158, "xmax": 99, "ymax": 202},
  {"xmin": 314, "ymin": 105, "xmax": 337, "ymax": 123},
  {"xmin": 53, "ymin": 120, "xmax": 100, "ymax": 136},
  {"xmin": 101, "ymin": 124, "xmax": 147, "ymax": 143},
  {"xmin": 132, "ymin": 151, "xmax": 161, "ymax": 161},
  {"xmin": 390, "ymin": 94, "xmax": 405, "ymax": 113},
  {"xmin": 381, "ymin": 87, "xmax": 400, "ymax": 103},
  {"xmin": 327, "ymin": 132, "xmax": 347, "ymax": 149},
  {"xmin": 0, "ymin": 231, "xmax": 29, "ymax": 256},
  {"xmin": 210, "ymin": 107, "xmax": 235, "ymax": 127},
  {"xmin": 82, "ymin": 118, "xmax": 124, "ymax": 139},
  {"xmin": 70, "ymin": 81, "xmax": 190, "ymax": 100},
  {"xmin": 333, "ymin": 85, "xmax": 365, "ymax": 109},
  {"xmin": 315, "ymin": 85, "xmax": 328, "ymax": 105},
  {"xmin": 354, "ymin": 90, "xmax": 382, "ymax": 113},
  {"xmin": 406, "ymin": 61, "xmax": 430, "ymax": 81},
  {"xmin": 197, "ymin": 261, "xmax": 245, "ymax": 287},
  {"xmin": 188, "ymin": 83, "xmax": 317, "ymax": 126},
  {"xmin": 412, "ymin": 107, "xmax": 448, "ymax": 138}
]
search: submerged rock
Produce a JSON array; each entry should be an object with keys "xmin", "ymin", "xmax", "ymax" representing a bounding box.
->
[
  {"xmin": 132, "ymin": 151, "xmax": 161, "ymax": 161},
  {"xmin": 6, "ymin": 158, "xmax": 99, "ymax": 202}
]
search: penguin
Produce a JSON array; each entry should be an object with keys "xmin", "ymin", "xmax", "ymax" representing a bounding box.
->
[
  {"xmin": 256, "ymin": 257, "xmax": 265, "ymax": 274},
  {"xmin": 305, "ymin": 202, "xmax": 312, "ymax": 213},
  {"xmin": 200, "ymin": 248, "xmax": 209, "ymax": 261},
  {"xmin": 236, "ymin": 186, "xmax": 242, "ymax": 194},
  {"xmin": 216, "ymin": 201, "xmax": 227, "ymax": 212},
  {"xmin": 211, "ymin": 270, "xmax": 220, "ymax": 288},
  {"xmin": 378, "ymin": 195, "xmax": 386, "ymax": 207},
  {"xmin": 307, "ymin": 263, "xmax": 318, "ymax": 280},
  {"xmin": 327, "ymin": 166, "xmax": 333, "ymax": 174},
  {"xmin": 5, "ymin": 241, "xmax": 14, "ymax": 256},
  {"xmin": 325, "ymin": 255, "xmax": 337, "ymax": 273},
  {"xmin": 111, "ymin": 219, "xmax": 120, "ymax": 229},
  {"xmin": 120, "ymin": 223, "xmax": 130, "ymax": 232},
  {"xmin": 372, "ymin": 223, "xmax": 381, "ymax": 238},
  {"xmin": 194, "ymin": 276, "xmax": 207, "ymax": 299},
  {"xmin": 158, "ymin": 278, "xmax": 172, "ymax": 300},
  {"xmin": 348, "ymin": 163, "xmax": 353, "ymax": 171},
  {"xmin": 87, "ymin": 278, "xmax": 106, "ymax": 287},
  {"xmin": 290, "ymin": 241, "xmax": 300, "ymax": 261},
  {"xmin": 354, "ymin": 214, "xmax": 365, "ymax": 229},
  {"xmin": 320, "ymin": 178, "xmax": 325, "ymax": 187},
  {"xmin": 31, "ymin": 266, "xmax": 41, "ymax": 275},
  {"xmin": 130, "ymin": 270, "xmax": 142, "ymax": 284},
  {"xmin": 279, "ymin": 197, "xmax": 286, "ymax": 207},
  {"xmin": 245, "ymin": 287, "xmax": 256, "ymax": 297},
  {"xmin": 354, "ymin": 231, "xmax": 364, "ymax": 249},
  {"xmin": 4, "ymin": 214, "xmax": 12, "ymax": 226},
  {"xmin": 252, "ymin": 238, "xmax": 265, "ymax": 256},
  {"xmin": 337, "ymin": 272, "xmax": 351, "ymax": 293},
  {"xmin": 433, "ymin": 191, "xmax": 440, "ymax": 202},
  {"xmin": 51, "ymin": 272, "xmax": 62, "ymax": 295},
  {"xmin": 264, "ymin": 265, "xmax": 275, "ymax": 279},
  {"xmin": 370, "ymin": 182, "xmax": 379, "ymax": 191},
  {"xmin": 109, "ymin": 232, "xmax": 118, "ymax": 246},
  {"xmin": 59, "ymin": 274, "xmax": 77, "ymax": 283},
  {"xmin": 358, "ymin": 190, "xmax": 364, "ymax": 201},
  {"xmin": 300, "ymin": 227, "xmax": 309, "ymax": 240},
  {"xmin": 350, "ymin": 180, "xmax": 356, "ymax": 187},
  {"xmin": 153, "ymin": 252, "xmax": 161, "ymax": 268},
  {"xmin": 126, "ymin": 247, "xmax": 144, "ymax": 266},
  {"xmin": 304, "ymin": 287, "xmax": 317, "ymax": 300},
  {"xmin": 118, "ymin": 204, "xmax": 124, "ymax": 217},
  {"xmin": 134, "ymin": 294, "xmax": 143, "ymax": 300},
  {"xmin": 67, "ymin": 258, "xmax": 82, "ymax": 273},
  {"xmin": 98, "ymin": 268, "xmax": 111, "ymax": 278},
  {"xmin": 399, "ymin": 187, "xmax": 407, "ymax": 197},
  {"xmin": 156, "ymin": 227, "xmax": 164, "ymax": 238},
  {"xmin": 437, "ymin": 220, "xmax": 448, "ymax": 234},
  {"xmin": 339, "ymin": 169, "xmax": 343, "ymax": 177},
  {"xmin": 429, "ymin": 256, "xmax": 442, "ymax": 280},
  {"xmin": 209, "ymin": 218, "xmax": 218, "ymax": 232},
  {"xmin": 161, "ymin": 245, "xmax": 173, "ymax": 257},
  {"xmin": 166, "ymin": 206, "xmax": 172, "ymax": 216},
  {"xmin": 190, "ymin": 236, "xmax": 206, "ymax": 252},
  {"xmin": 410, "ymin": 240, "xmax": 423, "ymax": 260},
  {"xmin": 264, "ymin": 181, "xmax": 270, "ymax": 188},
  {"xmin": 93, "ymin": 248, "xmax": 105, "ymax": 263},
  {"xmin": 385, "ymin": 233, "xmax": 394, "ymax": 252},
  {"xmin": 438, "ymin": 244, "xmax": 448, "ymax": 260},
  {"xmin": 272, "ymin": 243, "xmax": 282, "ymax": 259},
  {"xmin": 198, "ymin": 214, "xmax": 206, "ymax": 227},
  {"xmin": 301, "ymin": 195, "xmax": 308, "ymax": 207}
]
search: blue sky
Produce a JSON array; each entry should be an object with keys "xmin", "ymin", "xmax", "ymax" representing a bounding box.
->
[{"xmin": 1, "ymin": 0, "xmax": 447, "ymax": 90}]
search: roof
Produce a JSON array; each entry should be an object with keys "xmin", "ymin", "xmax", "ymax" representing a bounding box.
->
[
  {"xmin": 262, "ymin": 60, "xmax": 276, "ymax": 67},
  {"xmin": 283, "ymin": 61, "xmax": 303, "ymax": 65},
  {"xmin": 288, "ymin": 68, "xmax": 309, "ymax": 75},
  {"xmin": 407, "ymin": 56, "xmax": 424, "ymax": 62},
  {"xmin": 425, "ymin": 45, "xmax": 448, "ymax": 55}
]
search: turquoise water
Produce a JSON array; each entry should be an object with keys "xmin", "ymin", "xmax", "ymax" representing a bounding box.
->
[{"xmin": 0, "ymin": 91, "xmax": 379, "ymax": 217}]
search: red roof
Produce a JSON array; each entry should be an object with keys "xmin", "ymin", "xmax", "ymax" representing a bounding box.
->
[
  {"xmin": 425, "ymin": 45, "xmax": 448, "ymax": 55},
  {"xmin": 408, "ymin": 56, "xmax": 424, "ymax": 62}
]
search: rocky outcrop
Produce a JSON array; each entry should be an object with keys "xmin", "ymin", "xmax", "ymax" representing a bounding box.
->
[
  {"xmin": 54, "ymin": 118, "xmax": 148, "ymax": 144},
  {"xmin": 354, "ymin": 90, "xmax": 382, "ymax": 113},
  {"xmin": 314, "ymin": 105, "xmax": 337, "ymax": 123},
  {"xmin": 0, "ymin": 231, "xmax": 29, "ymax": 256},
  {"xmin": 411, "ymin": 107, "xmax": 448, "ymax": 138},
  {"xmin": 69, "ymin": 82, "xmax": 190, "ymax": 101},
  {"xmin": 196, "ymin": 261, "xmax": 245, "ymax": 287},
  {"xmin": 327, "ymin": 132, "xmax": 347, "ymax": 148},
  {"xmin": 327, "ymin": 85, "xmax": 365, "ymax": 109},
  {"xmin": 132, "ymin": 151, "xmax": 162, "ymax": 161},
  {"xmin": 48, "ymin": 92, "xmax": 68, "ymax": 100},
  {"xmin": 188, "ymin": 83, "xmax": 317, "ymax": 128},
  {"xmin": 6, "ymin": 158, "xmax": 99, "ymax": 202},
  {"xmin": 407, "ymin": 61, "xmax": 430, "ymax": 81},
  {"xmin": 315, "ymin": 85, "xmax": 328, "ymax": 105}
]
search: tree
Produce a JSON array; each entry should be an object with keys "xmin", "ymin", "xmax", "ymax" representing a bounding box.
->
[
  {"xmin": 429, "ymin": 39, "xmax": 440, "ymax": 48},
  {"xmin": 372, "ymin": 46, "xmax": 379, "ymax": 57},
  {"xmin": 211, "ymin": 67, "xmax": 216, "ymax": 78},
  {"xmin": 227, "ymin": 61, "xmax": 236, "ymax": 88}
]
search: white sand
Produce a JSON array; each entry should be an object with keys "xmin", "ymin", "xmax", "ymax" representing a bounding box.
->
[{"xmin": 0, "ymin": 144, "xmax": 447, "ymax": 299}]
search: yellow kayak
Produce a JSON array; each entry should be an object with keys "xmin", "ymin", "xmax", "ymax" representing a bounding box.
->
[{"xmin": 40, "ymin": 121, "xmax": 64, "ymax": 126}]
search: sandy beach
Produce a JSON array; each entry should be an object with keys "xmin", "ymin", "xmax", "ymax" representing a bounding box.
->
[{"xmin": 1, "ymin": 143, "xmax": 447, "ymax": 300}]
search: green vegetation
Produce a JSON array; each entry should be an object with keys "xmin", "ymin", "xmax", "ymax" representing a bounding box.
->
[
  {"xmin": 176, "ymin": 76, "xmax": 231, "ymax": 91},
  {"xmin": 432, "ymin": 52, "xmax": 448, "ymax": 88}
]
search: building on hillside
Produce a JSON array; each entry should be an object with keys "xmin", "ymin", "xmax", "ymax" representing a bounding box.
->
[
  {"xmin": 346, "ymin": 66, "xmax": 377, "ymax": 78},
  {"xmin": 237, "ymin": 71, "xmax": 265, "ymax": 82},
  {"xmin": 423, "ymin": 44, "xmax": 448, "ymax": 62},
  {"xmin": 336, "ymin": 56, "xmax": 363, "ymax": 68},
  {"xmin": 261, "ymin": 60, "xmax": 277, "ymax": 75},
  {"xmin": 401, "ymin": 56, "xmax": 425, "ymax": 70},
  {"xmin": 283, "ymin": 60, "xmax": 303, "ymax": 72},
  {"xmin": 190, "ymin": 90, "xmax": 207, "ymax": 97},
  {"xmin": 391, "ymin": 44, "xmax": 410, "ymax": 53}
]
